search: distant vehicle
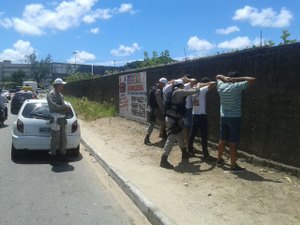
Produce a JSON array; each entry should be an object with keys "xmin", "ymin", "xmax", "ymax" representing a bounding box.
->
[
  {"xmin": 23, "ymin": 81, "xmax": 38, "ymax": 93},
  {"xmin": 2, "ymin": 89, "xmax": 11, "ymax": 100},
  {"xmin": 11, "ymin": 99, "xmax": 81, "ymax": 159},
  {"xmin": 21, "ymin": 86, "xmax": 34, "ymax": 92},
  {"xmin": 10, "ymin": 90, "xmax": 36, "ymax": 114}
]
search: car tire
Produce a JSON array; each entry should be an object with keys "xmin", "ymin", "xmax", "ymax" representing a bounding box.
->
[{"xmin": 11, "ymin": 145, "xmax": 20, "ymax": 160}]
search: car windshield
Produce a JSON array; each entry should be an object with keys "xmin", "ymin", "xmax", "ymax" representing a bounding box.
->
[
  {"xmin": 15, "ymin": 92, "xmax": 33, "ymax": 100},
  {"xmin": 22, "ymin": 103, "xmax": 74, "ymax": 120}
]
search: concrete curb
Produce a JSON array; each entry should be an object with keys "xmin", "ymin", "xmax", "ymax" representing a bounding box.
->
[{"xmin": 81, "ymin": 138, "xmax": 177, "ymax": 225}]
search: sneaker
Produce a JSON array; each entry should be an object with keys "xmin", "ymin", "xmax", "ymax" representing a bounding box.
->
[
  {"xmin": 230, "ymin": 164, "xmax": 246, "ymax": 172},
  {"xmin": 217, "ymin": 158, "xmax": 225, "ymax": 166}
]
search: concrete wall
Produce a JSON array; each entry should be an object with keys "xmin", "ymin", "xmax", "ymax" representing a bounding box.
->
[{"xmin": 65, "ymin": 43, "xmax": 300, "ymax": 168}]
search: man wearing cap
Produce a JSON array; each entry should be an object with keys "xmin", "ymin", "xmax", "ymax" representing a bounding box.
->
[
  {"xmin": 144, "ymin": 77, "xmax": 168, "ymax": 145},
  {"xmin": 216, "ymin": 72, "xmax": 256, "ymax": 171},
  {"xmin": 160, "ymin": 80, "xmax": 214, "ymax": 169},
  {"xmin": 47, "ymin": 78, "xmax": 70, "ymax": 162}
]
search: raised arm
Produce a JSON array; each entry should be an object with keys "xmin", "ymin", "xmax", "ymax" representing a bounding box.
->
[
  {"xmin": 229, "ymin": 76, "xmax": 256, "ymax": 86},
  {"xmin": 198, "ymin": 81, "xmax": 216, "ymax": 89},
  {"xmin": 216, "ymin": 74, "xmax": 256, "ymax": 86}
]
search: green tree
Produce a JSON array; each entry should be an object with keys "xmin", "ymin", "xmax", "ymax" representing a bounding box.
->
[
  {"xmin": 65, "ymin": 72, "xmax": 99, "ymax": 82},
  {"xmin": 26, "ymin": 52, "xmax": 53, "ymax": 86},
  {"xmin": 280, "ymin": 29, "xmax": 297, "ymax": 45},
  {"xmin": 158, "ymin": 50, "xmax": 175, "ymax": 64},
  {"xmin": 265, "ymin": 40, "xmax": 275, "ymax": 46},
  {"xmin": 124, "ymin": 50, "xmax": 176, "ymax": 70},
  {"xmin": 11, "ymin": 69, "xmax": 26, "ymax": 86},
  {"xmin": 124, "ymin": 60, "xmax": 143, "ymax": 70}
]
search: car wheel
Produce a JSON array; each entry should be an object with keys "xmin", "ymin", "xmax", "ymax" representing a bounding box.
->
[{"xmin": 11, "ymin": 145, "xmax": 20, "ymax": 160}]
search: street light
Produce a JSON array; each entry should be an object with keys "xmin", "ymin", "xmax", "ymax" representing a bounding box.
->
[
  {"xmin": 72, "ymin": 51, "xmax": 77, "ymax": 73},
  {"xmin": 72, "ymin": 51, "xmax": 77, "ymax": 65}
]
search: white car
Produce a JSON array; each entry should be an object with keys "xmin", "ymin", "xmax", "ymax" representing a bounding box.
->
[{"xmin": 11, "ymin": 99, "xmax": 81, "ymax": 159}]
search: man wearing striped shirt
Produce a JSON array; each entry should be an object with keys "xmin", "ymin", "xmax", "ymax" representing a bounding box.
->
[{"xmin": 216, "ymin": 72, "xmax": 255, "ymax": 171}]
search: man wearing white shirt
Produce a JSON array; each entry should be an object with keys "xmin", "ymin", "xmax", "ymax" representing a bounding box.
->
[
  {"xmin": 187, "ymin": 77, "xmax": 216, "ymax": 160},
  {"xmin": 183, "ymin": 78, "xmax": 197, "ymax": 145}
]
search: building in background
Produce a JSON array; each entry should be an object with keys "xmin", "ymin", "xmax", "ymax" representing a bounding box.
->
[{"xmin": 1, "ymin": 60, "xmax": 121, "ymax": 88}]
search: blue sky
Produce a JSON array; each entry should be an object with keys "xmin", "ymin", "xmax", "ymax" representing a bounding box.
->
[{"xmin": 0, "ymin": 0, "xmax": 299, "ymax": 66}]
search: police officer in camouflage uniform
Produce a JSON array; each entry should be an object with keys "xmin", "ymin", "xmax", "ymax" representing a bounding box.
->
[
  {"xmin": 47, "ymin": 78, "xmax": 70, "ymax": 160},
  {"xmin": 160, "ymin": 79, "xmax": 215, "ymax": 169},
  {"xmin": 144, "ymin": 77, "xmax": 168, "ymax": 145}
]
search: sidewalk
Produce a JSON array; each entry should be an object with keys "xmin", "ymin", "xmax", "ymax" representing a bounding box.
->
[{"xmin": 79, "ymin": 117, "xmax": 300, "ymax": 225}]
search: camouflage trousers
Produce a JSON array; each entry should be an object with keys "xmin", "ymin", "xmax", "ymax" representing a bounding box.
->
[{"xmin": 49, "ymin": 125, "xmax": 67, "ymax": 155}]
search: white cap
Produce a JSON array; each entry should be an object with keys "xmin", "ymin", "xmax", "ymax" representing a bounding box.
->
[
  {"xmin": 159, "ymin": 77, "xmax": 168, "ymax": 85},
  {"xmin": 174, "ymin": 79, "xmax": 184, "ymax": 85},
  {"xmin": 53, "ymin": 78, "xmax": 67, "ymax": 85}
]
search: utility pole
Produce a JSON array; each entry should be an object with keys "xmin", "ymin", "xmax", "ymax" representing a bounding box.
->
[
  {"xmin": 260, "ymin": 30, "xmax": 263, "ymax": 47},
  {"xmin": 72, "ymin": 51, "xmax": 77, "ymax": 65},
  {"xmin": 183, "ymin": 47, "xmax": 187, "ymax": 61},
  {"xmin": 72, "ymin": 51, "xmax": 77, "ymax": 72}
]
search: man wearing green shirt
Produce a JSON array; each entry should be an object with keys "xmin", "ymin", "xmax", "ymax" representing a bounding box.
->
[{"xmin": 216, "ymin": 72, "xmax": 256, "ymax": 171}]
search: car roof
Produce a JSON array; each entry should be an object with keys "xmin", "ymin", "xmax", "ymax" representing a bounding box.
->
[
  {"xmin": 25, "ymin": 99, "xmax": 70, "ymax": 105},
  {"xmin": 26, "ymin": 99, "xmax": 47, "ymax": 104}
]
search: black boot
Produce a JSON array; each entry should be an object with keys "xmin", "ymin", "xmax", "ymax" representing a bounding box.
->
[
  {"xmin": 144, "ymin": 134, "xmax": 151, "ymax": 145},
  {"xmin": 160, "ymin": 155, "xmax": 174, "ymax": 169},
  {"xmin": 181, "ymin": 148, "xmax": 194, "ymax": 159}
]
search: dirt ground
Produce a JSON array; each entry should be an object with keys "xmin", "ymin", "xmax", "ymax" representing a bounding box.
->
[{"xmin": 80, "ymin": 117, "xmax": 300, "ymax": 225}]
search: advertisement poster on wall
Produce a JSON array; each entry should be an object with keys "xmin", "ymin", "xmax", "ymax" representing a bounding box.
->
[{"xmin": 119, "ymin": 71, "xmax": 147, "ymax": 121}]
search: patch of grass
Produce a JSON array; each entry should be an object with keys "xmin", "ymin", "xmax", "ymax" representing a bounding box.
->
[{"xmin": 65, "ymin": 96, "xmax": 117, "ymax": 121}]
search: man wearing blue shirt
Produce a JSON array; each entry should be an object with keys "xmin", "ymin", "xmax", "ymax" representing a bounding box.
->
[{"xmin": 216, "ymin": 72, "xmax": 256, "ymax": 171}]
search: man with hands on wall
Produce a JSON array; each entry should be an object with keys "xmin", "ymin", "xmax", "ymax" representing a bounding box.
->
[{"xmin": 216, "ymin": 72, "xmax": 256, "ymax": 171}]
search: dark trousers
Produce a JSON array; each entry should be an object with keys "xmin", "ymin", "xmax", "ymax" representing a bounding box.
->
[{"xmin": 188, "ymin": 114, "xmax": 208, "ymax": 157}]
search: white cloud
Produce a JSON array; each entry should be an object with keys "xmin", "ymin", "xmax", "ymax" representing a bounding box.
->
[
  {"xmin": 110, "ymin": 43, "xmax": 141, "ymax": 57},
  {"xmin": 0, "ymin": 40, "xmax": 35, "ymax": 63},
  {"xmin": 83, "ymin": 8, "xmax": 113, "ymax": 23},
  {"xmin": 13, "ymin": 17, "xmax": 45, "ymax": 35},
  {"xmin": 216, "ymin": 26, "xmax": 240, "ymax": 35},
  {"xmin": 218, "ymin": 36, "xmax": 252, "ymax": 49},
  {"xmin": 233, "ymin": 5, "xmax": 292, "ymax": 28},
  {"xmin": 0, "ymin": 17, "xmax": 13, "ymax": 28},
  {"xmin": 67, "ymin": 50, "xmax": 96, "ymax": 64},
  {"xmin": 118, "ymin": 3, "xmax": 135, "ymax": 14},
  {"xmin": 89, "ymin": 27, "xmax": 99, "ymax": 34},
  {"xmin": 0, "ymin": 0, "xmax": 135, "ymax": 35},
  {"xmin": 187, "ymin": 36, "xmax": 214, "ymax": 52}
]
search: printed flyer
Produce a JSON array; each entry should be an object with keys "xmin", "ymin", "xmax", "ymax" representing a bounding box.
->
[{"xmin": 119, "ymin": 72, "xmax": 147, "ymax": 121}]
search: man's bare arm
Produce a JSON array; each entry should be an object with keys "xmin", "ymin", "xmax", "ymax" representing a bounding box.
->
[{"xmin": 216, "ymin": 74, "xmax": 256, "ymax": 86}]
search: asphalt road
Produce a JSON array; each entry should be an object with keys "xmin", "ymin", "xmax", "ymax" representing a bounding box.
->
[{"xmin": 0, "ymin": 104, "xmax": 149, "ymax": 225}]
